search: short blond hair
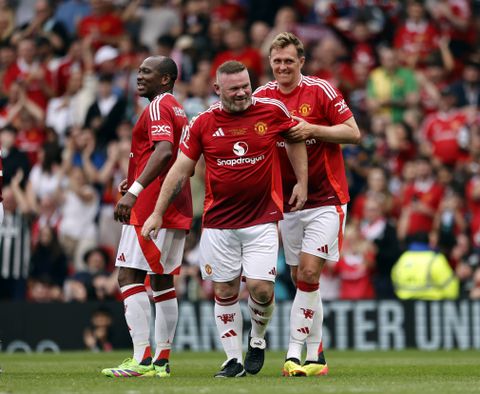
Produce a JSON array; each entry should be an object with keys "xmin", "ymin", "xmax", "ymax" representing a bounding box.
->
[{"xmin": 269, "ymin": 32, "xmax": 304, "ymax": 57}]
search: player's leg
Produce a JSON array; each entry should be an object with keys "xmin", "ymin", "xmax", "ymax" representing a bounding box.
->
[
  {"xmin": 279, "ymin": 213, "xmax": 308, "ymax": 376},
  {"xmin": 149, "ymin": 229, "xmax": 187, "ymax": 377},
  {"xmin": 242, "ymin": 222, "xmax": 278, "ymax": 375},
  {"xmin": 302, "ymin": 205, "xmax": 346, "ymax": 377},
  {"xmin": 150, "ymin": 274, "xmax": 176, "ymax": 377},
  {"xmin": 101, "ymin": 262, "xmax": 153, "ymax": 377},
  {"xmin": 199, "ymin": 228, "xmax": 245, "ymax": 378}
]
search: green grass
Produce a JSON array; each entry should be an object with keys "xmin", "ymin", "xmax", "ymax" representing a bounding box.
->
[{"xmin": 1, "ymin": 350, "xmax": 479, "ymax": 394}]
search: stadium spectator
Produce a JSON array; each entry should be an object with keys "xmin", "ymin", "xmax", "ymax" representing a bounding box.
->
[
  {"xmin": 391, "ymin": 232, "xmax": 459, "ymax": 300},
  {"xmin": 29, "ymin": 224, "xmax": 68, "ymax": 291},
  {"xmin": 77, "ymin": 0, "xmax": 125, "ymax": 50},
  {"xmin": 210, "ymin": 26, "xmax": 264, "ymax": 87},
  {"xmin": 54, "ymin": 0, "xmax": 91, "ymax": 38},
  {"xmin": 333, "ymin": 224, "xmax": 376, "ymax": 300},
  {"xmin": 0, "ymin": 125, "xmax": 30, "ymax": 188},
  {"xmin": 254, "ymin": 32, "xmax": 360, "ymax": 378},
  {"xmin": 83, "ymin": 307, "xmax": 114, "ymax": 352},
  {"xmin": 3, "ymin": 37, "xmax": 54, "ymax": 111},
  {"xmin": 393, "ymin": 0, "xmax": 440, "ymax": 69},
  {"xmin": 10, "ymin": 0, "xmax": 69, "ymax": 56},
  {"xmin": 102, "ymin": 56, "xmax": 193, "ymax": 379},
  {"xmin": 366, "ymin": 46, "xmax": 419, "ymax": 124},
  {"xmin": 84, "ymin": 72, "xmax": 127, "ymax": 149},
  {"xmin": 141, "ymin": 60, "xmax": 307, "ymax": 378},
  {"xmin": 397, "ymin": 156, "xmax": 445, "ymax": 243},
  {"xmin": 122, "ymin": 0, "xmax": 182, "ymax": 53},
  {"xmin": 449, "ymin": 57, "xmax": 480, "ymax": 108},
  {"xmin": 360, "ymin": 194, "xmax": 401, "ymax": 299},
  {"xmin": 57, "ymin": 166, "xmax": 99, "ymax": 271}
]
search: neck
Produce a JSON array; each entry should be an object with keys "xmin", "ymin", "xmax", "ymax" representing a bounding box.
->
[{"xmin": 278, "ymin": 75, "xmax": 301, "ymax": 94}]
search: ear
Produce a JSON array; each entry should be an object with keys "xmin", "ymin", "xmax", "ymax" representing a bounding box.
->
[
  {"xmin": 299, "ymin": 56, "xmax": 305, "ymax": 69},
  {"xmin": 213, "ymin": 82, "xmax": 220, "ymax": 96},
  {"xmin": 161, "ymin": 74, "xmax": 171, "ymax": 85}
]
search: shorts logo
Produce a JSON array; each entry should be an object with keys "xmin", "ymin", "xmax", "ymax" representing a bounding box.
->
[
  {"xmin": 204, "ymin": 264, "xmax": 213, "ymax": 275},
  {"xmin": 299, "ymin": 103, "xmax": 311, "ymax": 116},
  {"xmin": 297, "ymin": 327, "xmax": 310, "ymax": 334},
  {"xmin": 268, "ymin": 267, "xmax": 277, "ymax": 276},
  {"xmin": 254, "ymin": 121, "xmax": 268, "ymax": 136},
  {"xmin": 318, "ymin": 244, "xmax": 329, "ymax": 254},
  {"xmin": 117, "ymin": 253, "xmax": 126, "ymax": 262},
  {"xmin": 233, "ymin": 141, "xmax": 248, "ymax": 156},
  {"xmin": 217, "ymin": 313, "xmax": 236, "ymax": 324},
  {"xmin": 301, "ymin": 308, "xmax": 315, "ymax": 319}
]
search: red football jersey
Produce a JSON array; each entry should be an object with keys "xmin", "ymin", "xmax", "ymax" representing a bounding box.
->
[
  {"xmin": 254, "ymin": 75, "xmax": 352, "ymax": 212},
  {"xmin": 127, "ymin": 93, "xmax": 192, "ymax": 229},
  {"xmin": 180, "ymin": 97, "xmax": 296, "ymax": 229},
  {"xmin": 421, "ymin": 110, "xmax": 470, "ymax": 166}
]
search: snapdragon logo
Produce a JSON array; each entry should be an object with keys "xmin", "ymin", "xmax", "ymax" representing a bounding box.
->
[
  {"xmin": 233, "ymin": 141, "xmax": 248, "ymax": 156},
  {"xmin": 217, "ymin": 142, "xmax": 264, "ymax": 166}
]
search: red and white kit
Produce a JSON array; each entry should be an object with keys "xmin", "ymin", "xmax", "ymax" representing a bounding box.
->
[
  {"xmin": 180, "ymin": 97, "xmax": 296, "ymax": 281},
  {"xmin": 255, "ymin": 75, "xmax": 352, "ymax": 263},
  {"xmin": 116, "ymin": 93, "xmax": 193, "ymax": 274}
]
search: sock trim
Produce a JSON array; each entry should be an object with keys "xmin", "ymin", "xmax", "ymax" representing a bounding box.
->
[
  {"xmin": 153, "ymin": 289, "xmax": 176, "ymax": 303},
  {"xmin": 215, "ymin": 294, "xmax": 239, "ymax": 306},
  {"xmin": 121, "ymin": 284, "xmax": 146, "ymax": 300},
  {"xmin": 297, "ymin": 281, "xmax": 319, "ymax": 292}
]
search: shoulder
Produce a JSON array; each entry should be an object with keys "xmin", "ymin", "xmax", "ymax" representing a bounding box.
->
[
  {"xmin": 190, "ymin": 102, "xmax": 221, "ymax": 127},
  {"xmin": 253, "ymin": 81, "xmax": 278, "ymax": 96},
  {"xmin": 252, "ymin": 96, "xmax": 290, "ymax": 116},
  {"xmin": 301, "ymin": 76, "xmax": 340, "ymax": 100}
]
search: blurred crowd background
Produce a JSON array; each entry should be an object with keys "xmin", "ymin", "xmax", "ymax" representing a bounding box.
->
[{"xmin": 1, "ymin": 0, "xmax": 480, "ymax": 304}]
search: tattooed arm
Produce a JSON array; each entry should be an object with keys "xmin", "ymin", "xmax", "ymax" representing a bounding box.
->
[{"xmin": 141, "ymin": 152, "xmax": 197, "ymax": 240}]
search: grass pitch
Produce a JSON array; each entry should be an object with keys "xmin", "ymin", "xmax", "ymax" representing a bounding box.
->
[{"xmin": 1, "ymin": 350, "xmax": 479, "ymax": 394}]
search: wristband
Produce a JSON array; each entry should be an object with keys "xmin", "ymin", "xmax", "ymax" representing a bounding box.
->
[{"xmin": 127, "ymin": 181, "xmax": 144, "ymax": 197}]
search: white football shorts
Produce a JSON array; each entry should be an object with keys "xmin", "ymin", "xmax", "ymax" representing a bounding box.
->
[
  {"xmin": 115, "ymin": 225, "xmax": 186, "ymax": 275},
  {"xmin": 280, "ymin": 204, "xmax": 347, "ymax": 265},
  {"xmin": 199, "ymin": 222, "xmax": 278, "ymax": 282}
]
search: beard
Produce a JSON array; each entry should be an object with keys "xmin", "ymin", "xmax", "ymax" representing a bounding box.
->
[{"xmin": 222, "ymin": 96, "xmax": 252, "ymax": 113}]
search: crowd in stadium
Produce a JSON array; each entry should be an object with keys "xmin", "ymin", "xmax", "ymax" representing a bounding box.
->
[{"xmin": 0, "ymin": 0, "xmax": 479, "ymax": 303}]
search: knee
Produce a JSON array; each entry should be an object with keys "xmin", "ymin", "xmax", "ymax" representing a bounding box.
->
[
  {"xmin": 250, "ymin": 282, "xmax": 274, "ymax": 304},
  {"xmin": 297, "ymin": 267, "xmax": 320, "ymax": 284},
  {"xmin": 214, "ymin": 282, "xmax": 239, "ymax": 300}
]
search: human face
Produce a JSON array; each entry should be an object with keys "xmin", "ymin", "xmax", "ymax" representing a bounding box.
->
[
  {"xmin": 215, "ymin": 69, "xmax": 252, "ymax": 113},
  {"xmin": 269, "ymin": 44, "xmax": 304, "ymax": 92},
  {"xmin": 137, "ymin": 57, "xmax": 164, "ymax": 100}
]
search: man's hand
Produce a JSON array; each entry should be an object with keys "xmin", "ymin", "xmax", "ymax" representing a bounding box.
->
[
  {"xmin": 118, "ymin": 179, "xmax": 128, "ymax": 195},
  {"xmin": 287, "ymin": 115, "xmax": 313, "ymax": 142},
  {"xmin": 114, "ymin": 193, "xmax": 136, "ymax": 223},
  {"xmin": 288, "ymin": 182, "xmax": 307, "ymax": 212},
  {"xmin": 141, "ymin": 213, "xmax": 163, "ymax": 240}
]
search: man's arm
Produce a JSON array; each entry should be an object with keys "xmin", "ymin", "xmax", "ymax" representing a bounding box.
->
[
  {"xmin": 288, "ymin": 116, "xmax": 361, "ymax": 145},
  {"xmin": 114, "ymin": 140, "xmax": 173, "ymax": 223},
  {"xmin": 284, "ymin": 141, "xmax": 308, "ymax": 212},
  {"xmin": 141, "ymin": 152, "xmax": 197, "ymax": 240}
]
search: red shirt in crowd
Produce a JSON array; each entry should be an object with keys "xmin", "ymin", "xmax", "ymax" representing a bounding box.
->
[
  {"xmin": 180, "ymin": 97, "xmax": 296, "ymax": 229},
  {"xmin": 394, "ymin": 20, "xmax": 439, "ymax": 65},
  {"xmin": 211, "ymin": 48, "xmax": 263, "ymax": 81},
  {"xmin": 254, "ymin": 75, "xmax": 352, "ymax": 212},
  {"xmin": 127, "ymin": 93, "xmax": 192, "ymax": 229},
  {"xmin": 77, "ymin": 13, "xmax": 124, "ymax": 49},
  {"xmin": 421, "ymin": 110, "xmax": 470, "ymax": 166},
  {"xmin": 401, "ymin": 180, "xmax": 444, "ymax": 236}
]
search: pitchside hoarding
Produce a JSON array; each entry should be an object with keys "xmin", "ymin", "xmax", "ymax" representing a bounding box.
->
[{"xmin": 0, "ymin": 300, "xmax": 479, "ymax": 352}]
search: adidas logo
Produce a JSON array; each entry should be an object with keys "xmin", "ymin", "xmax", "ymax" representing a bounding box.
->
[
  {"xmin": 221, "ymin": 329, "xmax": 237, "ymax": 338},
  {"xmin": 117, "ymin": 253, "xmax": 126, "ymax": 262},
  {"xmin": 317, "ymin": 245, "xmax": 329, "ymax": 254},
  {"xmin": 213, "ymin": 128, "xmax": 225, "ymax": 137},
  {"xmin": 297, "ymin": 327, "xmax": 310, "ymax": 334},
  {"xmin": 268, "ymin": 267, "xmax": 277, "ymax": 276}
]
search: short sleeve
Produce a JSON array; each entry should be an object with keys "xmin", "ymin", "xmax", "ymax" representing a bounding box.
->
[
  {"xmin": 147, "ymin": 98, "xmax": 175, "ymax": 144},
  {"xmin": 179, "ymin": 116, "xmax": 203, "ymax": 161}
]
